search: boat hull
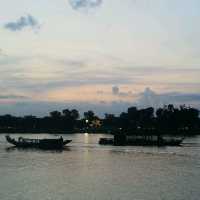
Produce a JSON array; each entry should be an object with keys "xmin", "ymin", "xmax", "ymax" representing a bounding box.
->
[{"xmin": 99, "ymin": 137, "xmax": 183, "ymax": 146}]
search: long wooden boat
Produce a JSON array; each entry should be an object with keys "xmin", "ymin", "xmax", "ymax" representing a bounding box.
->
[
  {"xmin": 99, "ymin": 135, "xmax": 184, "ymax": 146},
  {"xmin": 5, "ymin": 135, "xmax": 72, "ymax": 149}
]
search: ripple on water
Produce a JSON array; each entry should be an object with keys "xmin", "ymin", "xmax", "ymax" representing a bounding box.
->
[{"xmin": 0, "ymin": 134, "xmax": 200, "ymax": 200}]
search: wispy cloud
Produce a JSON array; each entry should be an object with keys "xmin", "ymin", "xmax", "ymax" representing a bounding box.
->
[
  {"xmin": 4, "ymin": 14, "xmax": 40, "ymax": 32},
  {"xmin": 0, "ymin": 49, "xmax": 3, "ymax": 55},
  {"xmin": 0, "ymin": 94, "xmax": 29, "ymax": 100},
  {"xmin": 0, "ymin": 87, "xmax": 200, "ymax": 117},
  {"xmin": 0, "ymin": 49, "xmax": 7, "ymax": 57},
  {"xmin": 1, "ymin": 53, "xmax": 200, "ymax": 104},
  {"xmin": 69, "ymin": 0, "xmax": 102, "ymax": 10}
]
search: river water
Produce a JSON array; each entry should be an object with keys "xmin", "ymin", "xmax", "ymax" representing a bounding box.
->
[{"xmin": 0, "ymin": 134, "xmax": 200, "ymax": 200}]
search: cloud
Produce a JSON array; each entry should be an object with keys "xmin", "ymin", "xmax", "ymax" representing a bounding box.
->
[
  {"xmin": 137, "ymin": 88, "xmax": 161, "ymax": 108},
  {"xmin": 137, "ymin": 87, "xmax": 200, "ymax": 108},
  {"xmin": 0, "ymin": 49, "xmax": 3, "ymax": 55},
  {"xmin": 0, "ymin": 88, "xmax": 200, "ymax": 117},
  {"xmin": 4, "ymin": 15, "xmax": 40, "ymax": 31},
  {"xmin": 69, "ymin": 0, "xmax": 102, "ymax": 10},
  {"xmin": 112, "ymin": 86, "xmax": 134, "ymax": 97},
  {"xmin": 99, "ymin": 86, "xmax": 200, "ymax": 111},
  {"xmin": 0, "ymin": 49, "xmax": 7, "ymax": 57},
  {"xmin": 1, "ymin": 52, "xmax": 200, "ymax": 106},
  {"xmin": 112, "ymin": 86, "xmax": 119, "ymax": 95},
  {"xmin": 0, "ymin": 94, "xmax": 29, "ymax": 100}
]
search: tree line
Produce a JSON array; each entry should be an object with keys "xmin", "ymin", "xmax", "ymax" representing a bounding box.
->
[{"xmin": 0, "ymin": 104, "xmax": 199, "ymax": 135}]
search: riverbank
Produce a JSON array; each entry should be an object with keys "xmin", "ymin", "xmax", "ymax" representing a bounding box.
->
[{"xmin": 0, "ymin": 127, "xmax": 199, "ymax": 136}]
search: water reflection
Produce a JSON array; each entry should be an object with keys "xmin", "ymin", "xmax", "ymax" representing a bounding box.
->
[
  {"xmin": 5, "ymin": 146, "xmax": 71, "ymax": 153},
  {"xmin": 84, "ymin": 132, "xmax": 89, "ymax": 144}
]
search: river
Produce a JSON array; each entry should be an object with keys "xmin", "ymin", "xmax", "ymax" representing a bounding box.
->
[{"xmin": 0, "ymin": 134, "xmax": 200, "ymax": 200}]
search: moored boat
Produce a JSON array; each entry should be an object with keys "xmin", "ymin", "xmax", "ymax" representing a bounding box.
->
[
  {"xmin": 5, "ymin": 135, "xmax": 72, "ymax": 149},
  {"xmin": 99, "ymin": 134, "xmax": 184, "ymax": 146}
]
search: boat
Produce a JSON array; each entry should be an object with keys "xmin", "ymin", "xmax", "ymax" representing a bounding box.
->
[
  {"xmin": 5, "ymin": 135, "xmax": 72, "ymax": 149},
  {"xmin": 99, "ymin": 134, "xmax": 184, "ymax": 146}
]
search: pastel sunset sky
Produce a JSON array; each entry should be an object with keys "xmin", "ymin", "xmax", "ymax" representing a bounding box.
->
[{"xmin": 0, "ymin": 0, "xmax": 200, "ymax": 116}]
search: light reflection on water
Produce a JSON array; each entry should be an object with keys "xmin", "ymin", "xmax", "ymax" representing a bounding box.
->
[{"xmin": 0, "ymin": 134, "xmax": 200, "ymax": 200}]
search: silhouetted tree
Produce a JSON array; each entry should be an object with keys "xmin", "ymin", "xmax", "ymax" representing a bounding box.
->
[
  {"xmin": 84, "ymin": 110, "xmax": 95, "ymax": 121},
  {"xmin": 0, "ymin": 104, "xmax": 199, "ymax": 135},
  {"xmin": 71, "ymin": 109, "xmax": 79, "ymax": 120},
  {"xmin": 62, "ymin": 109, "xmax": 71, "ymax": 118},
  {"xmin": 50, "ymin": 111, "xmax": 62, "ymax": 118}
]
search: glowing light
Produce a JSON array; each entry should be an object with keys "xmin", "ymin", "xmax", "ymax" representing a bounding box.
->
[{"xmin": 84, "ymin": 133, "xmax": 89, "ymax": 136}]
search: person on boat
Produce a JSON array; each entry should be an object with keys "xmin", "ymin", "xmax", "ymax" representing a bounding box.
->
[{"xmin": 60, "ymin": 136, "xmax": 63, "ymax": 143}]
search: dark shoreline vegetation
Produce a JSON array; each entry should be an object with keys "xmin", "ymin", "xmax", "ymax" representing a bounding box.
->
[{"xmin": 0, "ymin": 104, "xmax": 199, "ymax": 136}]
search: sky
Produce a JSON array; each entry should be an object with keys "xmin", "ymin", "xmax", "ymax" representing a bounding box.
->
[{"xmin": 0, "ymin": 0, "xmax": 200, "ymax": 116}]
